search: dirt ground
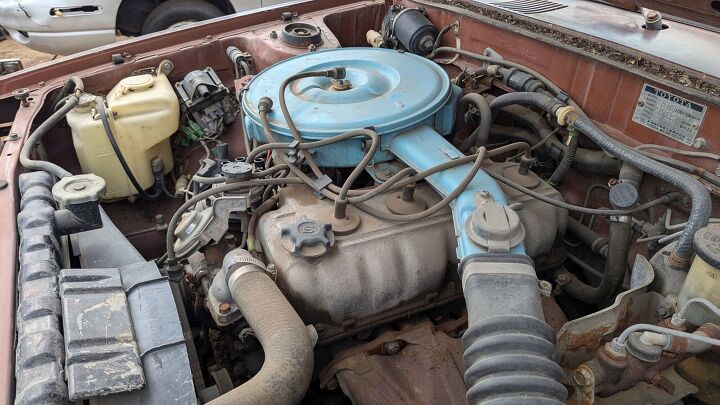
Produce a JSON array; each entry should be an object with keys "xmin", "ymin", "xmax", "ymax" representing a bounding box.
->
[
  {"xmin": 0, "ymin": 34, "xmax": 133, "ymax": 71},
  {"xmin": 0, "ymin": 37, "xmax": 57, "ymax": 69}
]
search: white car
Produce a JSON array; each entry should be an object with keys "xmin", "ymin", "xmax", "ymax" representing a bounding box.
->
[{"xmin": 0, "ymin": 0, "xmax": 289, "ymax": 55}]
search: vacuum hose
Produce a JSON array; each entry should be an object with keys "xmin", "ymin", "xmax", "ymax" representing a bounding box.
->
[
  {"xmin": 561, "ymin": 219, "xmax": 633, "ymax": 304},
  {"xmin": 20, "ymin": 76, "xmax": 85, "ymax": 179},
  {"xmin": 460, "ymin": 254, "xmax": 567, "ymax": 404},
  {"xmin": 209, "ymin": 249, "xmax": 314, "ymax": 405},
  {"xmin": 490, "ymin": 92, "xmax": 711, "ymax": 269}
]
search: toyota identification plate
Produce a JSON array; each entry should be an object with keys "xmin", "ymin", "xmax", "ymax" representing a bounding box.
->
[{"xmin": 632, "ymin": 84, "xmax": 706, "ymax": 146}]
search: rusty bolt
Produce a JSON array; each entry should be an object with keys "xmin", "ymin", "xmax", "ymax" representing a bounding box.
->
[
  {"xmin": 646, "ymin": 10, "xmax": 660, "ymax": 21},
  {"xmin": 573, "ymin": 365, "xmax": 594, "ymax": 387},
  {"xmin": 13, "ymin": 88, "xmax": 30, "ymax": 107},
  {"xmin": 384, "ymin": 340, "xmax": 401, "ymax": 355},
  {"xmin": 218, "ymin": 302, "xmax": 231, "ymax": 314},
  {"xmin": 637, "ymin": 100, "xmax": 645, "ymax": 107},
  {"xmin": 269, "ymin": 30, "xmax": 278, "ymax": 39},
  {"xmin": 308, "ymin": 44, "xmax": 317, "ymax": 52},
  {"xmin": 8, "ymin": 133, "xmax": 19, "ymax": 141}
]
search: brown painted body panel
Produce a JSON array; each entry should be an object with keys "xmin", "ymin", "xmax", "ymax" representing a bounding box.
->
[{"xmin": 0, "ymin": 0, "xmax": 718, "ymax": 402}]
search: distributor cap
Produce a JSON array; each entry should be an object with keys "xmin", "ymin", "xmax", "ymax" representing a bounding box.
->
[{"xmin": 222, "ymin": 161, "xmax": 253, "ymax": 180}]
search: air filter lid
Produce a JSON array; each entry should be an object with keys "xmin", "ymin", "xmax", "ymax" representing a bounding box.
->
[{"xmin": 243, "ymin": 48, "xmax": 452, "ymax": 139}]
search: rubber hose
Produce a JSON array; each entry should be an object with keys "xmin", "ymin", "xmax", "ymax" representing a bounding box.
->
[
  {"xmin": 497, "ymin": 104, "xmax": 621, "ymax": 175},
  {"xmin": 455, "ymin": 93, "xmax": 492, "ymax": 152},
  {"xmin": 209, "ymin": 253, "xmax": 313, "ymax": 405},
  {"xmin": 563, "ymin": 220, "xmax": 632, "ymax": 304},
  {"xmin": 493, "ymin": 91, "xmax": 710, "ymax": 268},
  {"xmin": 19, "ymin": 95, "xmax": 77, "ymax": 178},
  {"xmin": 567, "ymin": 217, "xmax": 608, "ymax": 257},
  {"xmin": 461, "ymin": 255, "xmax": 567, "ymax": 404},
  {"xmin": 547, "ymin": 128, "xmax": 578, "ymax": 185},
  {"xmin": 570, "ymin": 115, "xmax": 711, "ymax": 268},
  {"xmin": 488, "ymin": 91, "xmax": 564, "ymax": 121}
]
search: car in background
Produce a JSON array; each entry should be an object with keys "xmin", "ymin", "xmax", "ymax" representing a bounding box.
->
[{"xmin": 0, "ymin": 0, "xmax": 289, "ymax": 55}]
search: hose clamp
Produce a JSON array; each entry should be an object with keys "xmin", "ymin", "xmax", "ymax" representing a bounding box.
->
[
  {"xmin": 609, "ymin": 215, "xmax": 632, "ymax": 224},
  {"xmin": 225, "ymin": 253, "xmax": 267, "ymax": 289}
]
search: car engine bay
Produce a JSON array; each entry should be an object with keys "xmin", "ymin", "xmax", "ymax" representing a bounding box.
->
[{"xmin": 2, "ymin": 1, "xmax": 720, "ymax": 404}]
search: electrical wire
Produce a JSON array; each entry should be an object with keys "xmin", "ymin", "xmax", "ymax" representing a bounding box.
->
[{"xmin": 165, "ymin": 177, "xmax": 305, "ymax": 265}]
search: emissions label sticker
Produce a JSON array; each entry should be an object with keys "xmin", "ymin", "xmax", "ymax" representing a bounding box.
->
[{"xmin": 632, "ymin": 84, "xmax": 706, "ymax": 146}]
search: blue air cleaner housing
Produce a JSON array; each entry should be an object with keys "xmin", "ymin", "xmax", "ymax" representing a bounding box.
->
[{"xmin": 242, "ymin": 47, "xmax": 460, "ymax": 167}]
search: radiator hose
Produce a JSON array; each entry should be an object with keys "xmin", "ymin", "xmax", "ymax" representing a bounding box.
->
[
  {"xmin": 209, "ymin": 249, "xmax": 314, "ymax": 405},
  {"xmin": 460, "ymin": 254, "xmax": 567, "ymax": 404}
]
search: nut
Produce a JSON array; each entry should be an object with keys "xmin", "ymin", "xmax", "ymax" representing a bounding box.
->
[
  {"xmin": 573, "ymin": 365, "xmax": 594, "ymax": 387},
  {"xmin": 383, "ymin": 340, "xmax": 401, "ymax": 355},
  {"xmin": 218, "ymin": 302, "xmax": 231, "ymax": 314}
]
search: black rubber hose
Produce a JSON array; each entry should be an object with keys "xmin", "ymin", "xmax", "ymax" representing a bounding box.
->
[
  {"xmin": 95, "ymin": 97, "xmax": 161, "ymax": 200},
  {"xmin": 569, "ymin": 115, "xmax": 711, "ymax": 268},
  {"xmin": 20, "ymin": 95, "xmax": 77, "ymax": 178},
  {"xmin": 562, "ymin": 220, "xmax": 632, "ymax": 304},
  {"xmin": 547, "ymin": 127, "xmax": 578, "ymax": 186},
  {"xmin": 488, "ymin": 92, "xmax": 564, "ymax": 120},
  {"xmin": 209, "ymin": 250, "xmax": 313, "ymax": 405},
  {"xmin": 460, "ymin": 254, "xmax": 566, "ymax": 404},
  {"xmin": 567, "ymin": 217, "xmax": 608, "ymax": 257},
  {"xmin": 455, "ymin": 93, "xmax": 492, "ymax": 152},
  {"xmin": 497, "ymin": 104, "xmax": 621, "ymax": 175},
  {"xmin": 493, "ymin": 91, "xmax": 710, "ymax": 268}
]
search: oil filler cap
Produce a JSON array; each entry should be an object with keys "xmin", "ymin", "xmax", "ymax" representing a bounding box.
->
[
  {"xmin": 465, "ymin": 194, "xmax": 524, "ymax": 252},
  {"xmin": 281, "ymin": 217, "xmax": 335, "ymax": 258}
]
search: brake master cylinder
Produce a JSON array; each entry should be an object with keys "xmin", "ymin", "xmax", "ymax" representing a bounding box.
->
[{"xmin": 66, "ymin": 61, "xmax": 179, "ymax": 200}]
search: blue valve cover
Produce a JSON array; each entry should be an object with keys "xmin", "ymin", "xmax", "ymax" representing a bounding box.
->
[{"xmin": 242, "ymin": 47, "xmax": 457, "ymax": 167}]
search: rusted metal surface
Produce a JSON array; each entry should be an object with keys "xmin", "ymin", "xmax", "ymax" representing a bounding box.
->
[
  {"xmin": 408, "ymin": 0, "xmax": 720, "ymax": 176},
  {"xmin": 578, "ymin": 323, "xmax": 720, "ymax": 398},
  {"xmin": 677, "ymin": 353, "xmax": 720, "ymax": 404},
  {"xmin": 319, "ymin": 321, "xmax": 467, "ymax": 404},
  {"xmin": 595, "ymin": 367, "xmax": 698, "ymax": 404},
  {"xmin": 468, "ymin": 0, "xmax": 720, "ymax": 77},
  {"xmin": 557, "ymin": 255, "xmax": 657, "ymax": 368},
  {"xmin": 603, "ymin": 0, "xmax": 720, "ymax": 28}
]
